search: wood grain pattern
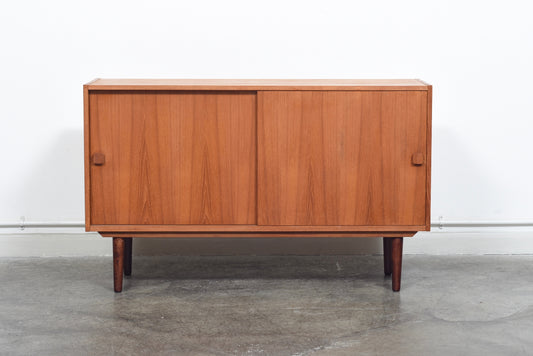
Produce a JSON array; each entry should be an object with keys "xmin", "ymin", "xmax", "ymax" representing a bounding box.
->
[
  {"xmin": 89, "ymin": 91, "xmax": 256, "ymax": 225},
  {"xmin": 258, "ymin": 91, "xmax": 427, "ymax": 226},
  {"xmin": 85, "ymin": 79, "xmax": 429, "ymax": 91}
]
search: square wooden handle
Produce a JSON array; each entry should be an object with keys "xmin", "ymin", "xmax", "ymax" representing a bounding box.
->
[
  {"xmin": 92, "ymin": 152, "xmax": 105, "ymax": 166},
  {"xmin": 411, "ymin": 153, "xmax": 424, "ymax": 166}
]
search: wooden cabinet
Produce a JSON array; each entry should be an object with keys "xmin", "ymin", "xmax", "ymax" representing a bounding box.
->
[{"xmin": 84, "ymin": 79, "xmax": 432, "ymax": 292}]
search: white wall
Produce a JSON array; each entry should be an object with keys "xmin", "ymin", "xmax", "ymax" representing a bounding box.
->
[{"xmin": 1, "ymin": 0, "xmax": 532, "ymax": 253}]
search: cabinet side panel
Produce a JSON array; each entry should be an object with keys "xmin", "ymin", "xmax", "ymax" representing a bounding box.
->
[
  {"xmin": 84, "ymin": 86, "xmax": 91, "ymax": 229},
  {"xmin": 425, "ymin": 86, "xmax": 432, "ymax": 230},
  {"xmin": 258, "ymin": 91, "xmax": 427, "ymax": 226},
  {"xmin": 89, "ymin": 91, "xmax": 256, "ymax": 225}
]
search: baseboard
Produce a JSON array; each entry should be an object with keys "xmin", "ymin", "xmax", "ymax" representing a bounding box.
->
[{"xmin": 0, "ymin": 222, "xmax": 532, "ymax": 257}]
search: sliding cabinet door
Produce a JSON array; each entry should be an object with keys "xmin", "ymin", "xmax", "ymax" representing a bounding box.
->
[
  {"xmin": 258, "ymin": 90, "xmax": 427, "ymax": 227},
  {"xmin": 89, "ymin": 91, "xmax": 256, "ymax": 225}
]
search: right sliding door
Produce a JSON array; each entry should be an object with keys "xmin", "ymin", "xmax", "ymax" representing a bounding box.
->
[{"xmin": 257, "ymin": 90, "xmax": 428, "ymax": 227}]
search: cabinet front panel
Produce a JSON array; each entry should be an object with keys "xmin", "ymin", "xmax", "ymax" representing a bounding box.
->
[
  {"xmin": 89, "ymin": 91, "xmax": 256, "ymax": 225},
  {"xmin": 258, "ymin": 91, "xmax": 427, "ymax": 226}
]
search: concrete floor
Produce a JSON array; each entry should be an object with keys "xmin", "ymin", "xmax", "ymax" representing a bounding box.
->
[{"xmin": 1, "ymin": 255, "xmax": 533, "ymax": 355}]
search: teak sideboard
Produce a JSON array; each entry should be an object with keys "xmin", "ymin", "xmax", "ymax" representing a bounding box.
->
[{"xmin": 83, "ymin": 79, "xmax": 432, "ymax": 292}]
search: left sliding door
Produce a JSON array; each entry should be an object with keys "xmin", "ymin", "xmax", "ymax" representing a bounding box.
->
[{"xmin": 89, "ymin": 91, "xmax": 257, "ymax": 225}]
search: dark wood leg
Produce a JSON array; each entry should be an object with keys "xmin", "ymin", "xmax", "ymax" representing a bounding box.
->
[
  {"xmin": 383, "ymin": 238, "xmax": 392, "ymax": 276},
  {"xmin": 113, "ymin": 237, "xmax": 125, "ymax": 293},
  {"xmin": 391, "ymin": 237, "xmax": 404, "ymax": 292},
  {"xmin": 124, "ymin": 238, "xmax": 132, "ymax": 276}
]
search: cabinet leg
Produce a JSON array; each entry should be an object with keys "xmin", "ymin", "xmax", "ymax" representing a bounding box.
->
[
  {"xmin": 383, "ymin": 238, "xmax": 392, "ymax": 276},
  {"xmin": 113, "ymin": 237, "xmax": 125, "ymax": 293},
  {"xmin": 391, "ymin": 237, "xmax": 404, "ymax": 292},
  {"xmin": 124, "ymin": 238, "xmax": 132, "ymax": 276}
]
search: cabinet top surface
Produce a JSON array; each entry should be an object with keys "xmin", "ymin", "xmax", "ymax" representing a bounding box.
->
[{"xmin": 85, "ymin": 79, "xmax": 430, "ymax": 91}]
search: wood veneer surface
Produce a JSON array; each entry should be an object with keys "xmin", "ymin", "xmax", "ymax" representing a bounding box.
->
[
  {"xmin": 258, "ymin": 91, "xmax": 427, "ymax": 226},
  {"xmin": 86, "ymin": 79, "xmax": 429, "ymax": 91},
  {"xmin": 89, "ymin": 91, "xmax": 256, "ymax": 225}
]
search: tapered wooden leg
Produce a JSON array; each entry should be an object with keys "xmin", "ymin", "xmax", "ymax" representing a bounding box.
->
[
  {"xmin": 113, "ymin": 237, "xmax": 125, "ymax": 293},
  {"xmin": 124, "ymin": 238, "xmax": 132, "ymax": 276},
  {"xmin": 391, "ymin": 237, "xmax": 403, "ymax": 292},
  {"xmin": 383, "ymin": 238, "xmax": 392, "ymax": 276}
]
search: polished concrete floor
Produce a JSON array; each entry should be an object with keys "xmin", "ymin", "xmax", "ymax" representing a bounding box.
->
[{"xmin": 1, "ymin": 255, "xmax": 533, "ymax": 355}]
